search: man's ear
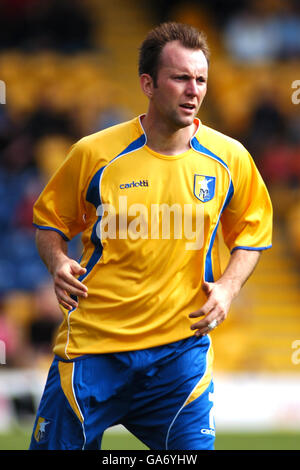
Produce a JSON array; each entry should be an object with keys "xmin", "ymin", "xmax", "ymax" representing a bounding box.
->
[{"xmin": 140, "ymin": 73, "xmax": 154, "ymax": 99}]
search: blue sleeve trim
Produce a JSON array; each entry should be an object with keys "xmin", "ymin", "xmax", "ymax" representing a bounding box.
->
[
  {"xmin": 86, "ymin": 166, "xmax": 106, "ymax": 208},
  {"xmin": 33, "ymin": 223, "xmax": 70, "ymax": 241},
  {"xmin": 230, "ymin": 245, "xmax": 272, "ymax": 254},
  {"xmin": 115, "ymin": 134, "xmax": 147, "ymax": 159}
]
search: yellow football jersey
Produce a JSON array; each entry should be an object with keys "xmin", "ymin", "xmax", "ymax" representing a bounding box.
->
[{"xmin": 33, "ymin": 116, "xmax": 273, "ymax": 359}]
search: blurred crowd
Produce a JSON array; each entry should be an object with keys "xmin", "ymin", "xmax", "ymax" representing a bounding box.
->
[
  {"xmin": 0, "ymin": 0, "xmax": 300, "ymax": 369},
  {"xmin": 0, "ymin": 0, "xmax": 95, "ymax": 53}
]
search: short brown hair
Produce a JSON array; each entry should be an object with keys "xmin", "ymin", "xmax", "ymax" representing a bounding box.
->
[{"xmin": 138, "ymin": 22, "xmax": 210, "ymax": 85}]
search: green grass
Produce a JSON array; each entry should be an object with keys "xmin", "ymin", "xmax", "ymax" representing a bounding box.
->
[
  {"xmin": 0, "ymin": 426, "xmax": 300, "ymax": 450},
  {"xmin": 103, "ymin": 430, "xmax": 300, "ymax": 450}
]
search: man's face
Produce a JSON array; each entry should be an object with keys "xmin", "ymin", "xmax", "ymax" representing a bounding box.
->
[{"xmin": 149, "ymin": 41, "xmax": 208, "ymax": 130}]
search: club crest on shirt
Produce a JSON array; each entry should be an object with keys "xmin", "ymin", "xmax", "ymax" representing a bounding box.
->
[
  {"xmin": 34, "ymin": 416, "xmax": 51, "ymax": 443},
  {"xmin": 194, "ymin": 175, "xmax": 216, "ymax": 202}
]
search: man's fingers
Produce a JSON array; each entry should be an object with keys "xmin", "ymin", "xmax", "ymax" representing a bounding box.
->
[
  {"xmin": 189, "ymin": 309, "xmax": 206, "ymax": 319},
  {"xmin": 189, "ymin": 281, "xmax": 232, "ymax": 336},
  {"xmin": 191, "ymin": 318, "xmax": 219, "ymax": 337},
  {"xmin": 189, "ymin": 282, "xmax": 216, "ymax": 319},
  {"xmin": 190, "ymin": 303, "xmax": 226, "ymax": 336},
  {"xmin": 70, "ymin": 262, "xmax": 87, "ymax": 277},
  {"xmin": 60, "ymin": 299, "xmax": 76, "ymax": 310},
  {"xmin": 56, "ymin": 276, "xmax": 88, "ymax": 298},
  {"xmin": 191, "ymin": 313, "xmax": 217, "ymax": 330},
  {"xmin": 58, "ymin": 269, "xmax": 87, "ymax": 288},
  {"xmin": 56, "ymin": 287, "xmax": 78, "ymax": 310},
  {"xmin": 189, "ymin": 298, "xmax": 214, "ymax": 319},
  {"xmin": 56, "ymin": 264, "xmax": 88, "ymax": 295}
]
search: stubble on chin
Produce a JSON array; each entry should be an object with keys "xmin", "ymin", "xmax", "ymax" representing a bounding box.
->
[{"xmin": 170, "ymin": 110, "xmax": 197, "ymax": 131}]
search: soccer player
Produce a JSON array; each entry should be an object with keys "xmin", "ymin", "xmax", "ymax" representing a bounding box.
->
[{"xmin": 29, "ymin": 22, "xmax": 272, "ymax": 450}]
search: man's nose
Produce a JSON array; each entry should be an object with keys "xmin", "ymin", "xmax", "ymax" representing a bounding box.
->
[{"xmin": 186, "ymin": 79, "xmax": 198, "ymax": 96}]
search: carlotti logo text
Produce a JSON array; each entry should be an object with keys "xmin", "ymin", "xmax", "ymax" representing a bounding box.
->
[{"xmin": 120, "ymin": 180, "xmax": 149, "ymax": 189}]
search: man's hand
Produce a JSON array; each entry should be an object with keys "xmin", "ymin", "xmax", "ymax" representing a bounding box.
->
[
  {"xmin": 52, "ymin": 255, "xmax": 88, "ymax": 310},
  {"xmin": 35, "ymin": 228, "xmax": 88, "ymax": 311},
  {"xmin": 189, "ymin": 281, "xmax": 233, "ymax": 336},
  {"xmin": 188, "ymin": 249, "xmax": 261, "ymax": 336}
]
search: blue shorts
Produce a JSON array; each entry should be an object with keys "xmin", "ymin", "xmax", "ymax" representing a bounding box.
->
[{"xmin": 29, "ymin": 335, "xmax": 215, "ymax": 450}]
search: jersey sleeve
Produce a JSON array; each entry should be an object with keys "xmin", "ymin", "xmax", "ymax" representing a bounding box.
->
[
  {"xmin": 33, "ymin": 140, "xmax": 92, "ymax": 241},
  {"xmin": 221, "ymin": 146, "xmax": 273, "ymax": 253}
]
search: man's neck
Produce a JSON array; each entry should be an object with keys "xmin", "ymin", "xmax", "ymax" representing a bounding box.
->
[{"xmin": 141, "ymin": 114, "xmax": 197, "ymax": 156}]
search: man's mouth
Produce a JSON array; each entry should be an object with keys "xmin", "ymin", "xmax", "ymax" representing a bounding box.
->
[{"xmin": 180, "ymin": 103, "xmax": 196, "ymax": 110}]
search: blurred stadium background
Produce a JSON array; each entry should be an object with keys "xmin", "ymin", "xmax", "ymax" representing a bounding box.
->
[{"xmin": 0, "ymin": 0, "xmax": 300, "ymax": 450}]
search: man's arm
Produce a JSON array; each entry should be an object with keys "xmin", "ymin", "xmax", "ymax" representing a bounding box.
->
[
  {"xmin": 189, "ymin": 249, "xmax": 261, "ymax": 336},
  {"xmin": 36, "ymin": 229, "xmax": 88, "ymax": 310}
]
